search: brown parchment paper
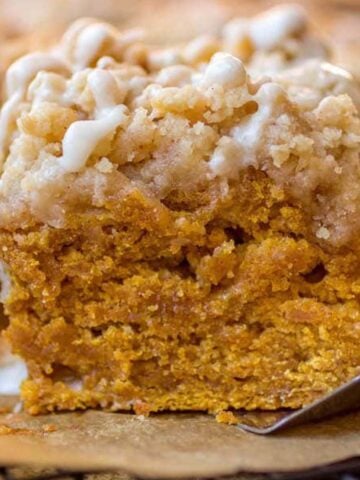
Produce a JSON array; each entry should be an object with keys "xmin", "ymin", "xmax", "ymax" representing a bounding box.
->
[{"xmin": 0, "ymin": 397, "xmax": 359, "ymax": 479}]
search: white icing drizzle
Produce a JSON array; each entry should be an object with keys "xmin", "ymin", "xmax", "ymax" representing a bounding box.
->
[
  {"xmin": 74, "ymin": 24, "xmax": 113, "ymax": 70},
  {"xmin": 210, "ymin": 82, "xmax": 285, "ymax": 175},
  {"xmin": 59, "ymin": 17, "xmax": 97, "ymax": 60},
  {"xmin": 87, "ymin": 69, "xmax": 125, "ymax": 116},
  {"xmin": 232, "ymin": 82, "xmax": 285, "ymax": 164},
  {"xmin": 59, "ymin": 69, "xmax": 128, "ymax": 173},
  {"xmin": 201, "ymin": 52, "xmax": 247, "ymax": 89},
  {"xmin": 222, "ymin": 4, "xmax": 307, "ymax": 59},
  {"xmin": 5, "ymin": 52, "xmax": 68, "ymax": 98},
  {"xmin": 60, "ymin": 18, "xmax": 143, "ymax": 71},
  {"xmin": 320, "ymin": 62, "xmax": 353, "ymax": 80},
  {"xmin": 0, "ymin": 92, "xmax": 22, "ymax": 166},
  {"xmin": 59, "ymin": 106, "xmax": 127, "ymax": 173},
  {"xmin": 0, "ymin": 53, "xmax": 69, "ymax": 167},
  {"xmin": 249, "ymin": 4, "xmax": 307, "ymax": 51}
]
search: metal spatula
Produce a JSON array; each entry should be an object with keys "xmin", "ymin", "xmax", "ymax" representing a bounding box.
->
[{"xmin": 236, "ymin": 375, "xmax": 360, "ymax": 434}]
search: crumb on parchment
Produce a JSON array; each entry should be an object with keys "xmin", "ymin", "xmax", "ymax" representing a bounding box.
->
[{"xmin": 216, "ymin": 411, "xmax": 239, "ymax": 425}]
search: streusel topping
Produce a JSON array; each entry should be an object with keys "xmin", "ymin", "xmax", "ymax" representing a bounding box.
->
[{"xmin": 0, "ymin": 5, "xmax": 359, "ymax": 247}]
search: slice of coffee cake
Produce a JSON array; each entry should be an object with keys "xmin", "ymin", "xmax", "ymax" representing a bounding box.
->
[{"xmin": 0, "ymin": 6, "xmax": 359, "ymax": 414}]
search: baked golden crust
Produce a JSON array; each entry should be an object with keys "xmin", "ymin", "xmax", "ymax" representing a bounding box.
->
[{"xmin": 0, "ymin": 5, "xmax": 359, "ymax": 414}]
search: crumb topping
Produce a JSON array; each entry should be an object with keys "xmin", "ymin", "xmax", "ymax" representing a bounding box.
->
[{"xmin": 0, "ymin": 5, "xmax": 359, "ymax": 247}]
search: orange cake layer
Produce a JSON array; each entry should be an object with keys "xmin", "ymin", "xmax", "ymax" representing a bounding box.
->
[{"xmin": 0, "ymin": 5, "xmax": 359, "ymax": 414}]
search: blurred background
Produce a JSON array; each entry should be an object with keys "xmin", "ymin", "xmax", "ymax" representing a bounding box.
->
[{"xmin": 0, "ymin": 0, "xmax": 359, "ymax": 77}]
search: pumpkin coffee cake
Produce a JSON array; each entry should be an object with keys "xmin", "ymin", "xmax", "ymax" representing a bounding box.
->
[{"xmin": 0, "ymin": 5, "xmax": 359, "ymax": 414}]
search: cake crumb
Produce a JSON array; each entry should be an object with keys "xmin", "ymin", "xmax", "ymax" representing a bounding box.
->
[
  {"xmin": 316, "ymin": 226, "xmax": 331, "ymax": 240},
  {"xmin": 95, "ymin": 157, "xmax": 114, "ymax": 173},
  {"xmin": 42, "ymin": 423, "xmax": 57, "ymax": 433},
  {"xmin": 0, "ymin": 425, "xmax": 12, "ymax": 435},
  {"xmin": 134, "ymin": 401, "xmax": 151, "ymax": 416},
  {"xmin": 215, "ymin": 411, "xmax": 239, "ymax": 425},
  {"xmin": 0, "ymin": 424, "xmax": 34, "ymax": 435}
]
